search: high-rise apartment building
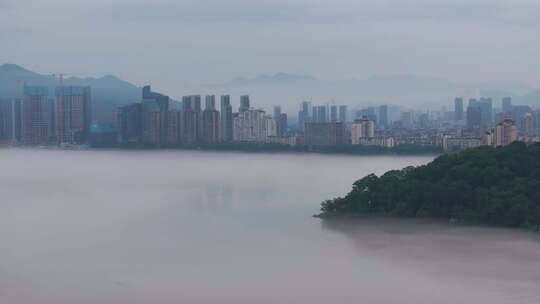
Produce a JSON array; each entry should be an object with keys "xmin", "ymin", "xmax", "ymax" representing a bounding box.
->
[
  {"xmin": 351, "ymin": 118, "xmax": 375, "ymax": 144},
  {"xmin": 55, "ymin": 86, "xmax": 92, "ymax": 145},
  {"xmin": 233, "ymin": 109, "xmax": 267, "ymax": 142},
  {"xmin": 524, "ymin": 113, "xmax": 534, "ymax": 136},
  {"xmin": 304, "ymin": 122, "xmax": 345, "ymax": 146},
  {"xmin": 330, "ymin": 105, "xmax": 338, "ymax": 122},
  {"xmin": 266, "ymin": 116, "xmax": 278, "ymax": 138},
  {"xmin": 116, "ymin": 103, "xmax": 143, "ymax": 144},
  {"xmin": 239, "ymin": 95, "xmax": 250, "ymax": 112},
  {"xmin": 466, "ymin": 100, "xmax": 482, "ymax": 131},
  {"xmin": 141, "ymin": 99, "xmax": 162, "ymax": 146},
  {"xmin": 339, "ymin": 105, "xmax": 348, "ymax": 123},
  {"xmin": 298, "ymin": 101, "xmax": 311, "ymax": 131},
  {"xmin": 22, "ymin": 86, "xmax": 51, "ymax": 145},
  {"xmin": 220, "ymin": 95, "xmax": 233, "ymax": 142},
  {"xmin": 165, "ymin": 109, "xmax": 179, "ymax": 146},
  {"xmin": 502, "ymin": 97, "xmax": 513, "ymax": 115},
  {"xmin": 202, "ymin": 98, "xmax": 220, "ymax": 143},
  {"xmin": 278, "ymin": 113, "xmax": 287, "ymax": 137},
  {"xmin": 141, "ymin": 86, "xmax": 170, "ymax": 145},
  {"xmin": 273, "ymin": 106, "xmax": 281, "ymax": 120},
  {"xmin": 181, "ymin": 96, "xmax": 202, "ymax": 144},
  {"xmin": 317, "ymin": 105, "xmax": 327, "ymax": 123},
  {"xmin": 493, "ymin": 118, "xmax": 518, "ymax": 147},
  {"xmin": 0, "ymin": 98, "xmax": 21, "ymax": 145},
  {"xmin": 469, "ymin": 98, "xmax": 493, "ymax": 128},
  {"xmin": 454, "ymin": 98, "xmax": 464, "ymax": 121},
  {"xmin": 378, "ymin": 105, "xmax": 388, "ymax": 128}
]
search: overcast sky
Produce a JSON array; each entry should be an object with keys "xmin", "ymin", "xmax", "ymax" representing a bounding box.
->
[{"xmin": 1, "ymin": 0, "xmax": 539, "ymax": 94}]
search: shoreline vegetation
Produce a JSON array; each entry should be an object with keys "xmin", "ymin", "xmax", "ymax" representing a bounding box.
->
[
  {"xmin": 318, "ymin": 142, "xmax": 540, "ymax": 231},
  {"xmin": 94, "ymin": 142, "xmax": 443, "ymax": 156}
]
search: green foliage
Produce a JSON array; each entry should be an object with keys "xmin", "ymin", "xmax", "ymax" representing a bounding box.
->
[{"xmin": 320, "ymin": 142, "xmax": 540, "ymax": 229}]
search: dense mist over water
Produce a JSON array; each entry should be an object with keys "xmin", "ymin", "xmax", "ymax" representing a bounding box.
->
[{"xmin": 1, "ymin": 149, "xmax": 539, "ymax": 304}]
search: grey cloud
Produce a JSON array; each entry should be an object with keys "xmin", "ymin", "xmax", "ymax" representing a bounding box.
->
[
  {"xmin": 102, "ymin": 1, "xmax": 540, "ymax": 27},
  {"xmin": 106, "ymin": 1, "xmax": 309, "ymax": 24}
]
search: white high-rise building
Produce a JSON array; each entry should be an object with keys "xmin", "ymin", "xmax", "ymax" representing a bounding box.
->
[
  {"xmin": 493, "ymin": 118, "xmax": 517, "ymax": 147},
  {"xmin": 351, "ymin": 118, "xmax": 375, "ymax": 144},
  {"xmin": 265, "ymin": 116, "xmax": 278, "ymax": 138},
  {"xmin": 233, "ymin": 109, "xmax": 267, "ymax": 142}
]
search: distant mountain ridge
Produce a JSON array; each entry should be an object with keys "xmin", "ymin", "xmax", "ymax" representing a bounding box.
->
[
  {"xmin": 0, "ymin": 64, "xmax": 141, "ymax": 122},
  {"xmin": 219, "ymin": 72, "xmax": 538, "ymax": 112}
]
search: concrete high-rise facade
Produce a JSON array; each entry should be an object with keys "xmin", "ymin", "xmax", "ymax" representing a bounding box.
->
[
  {"xmin": 239, "ymin": 95, "xmax": 250, "ymax": 112},
  {"xmin": 166, "ymin": 109, "xmax": 179, "ymax": 146},
  {"xmin": 378, "ymin": 105, "xmax": 388, "ymax": 128},
  {"xmin": 330, "ymin": 105, "xmax": 338, "ymax": 122},
  {"xmin": 351, "ymin": 118, "xmax": 375, "ymax": 144},
  {"xmin": 339, "ymin": 105, "xmax": 348, "ymax": 123},
  {"xmin": 469, "ymin": 98, "xmax": 493, "ymax": 128},
  {"xmin": 181, "ymin": 96, "xmax": 202, "ymax": 144},
  {"xmin": 205, "ymin": 95, "xmax": 216, "ymax": 111},
  {"xmin": 140, "ymin": 86, "xmax": 170, "ymax": 146},
  {"xmin": 273, "ymin": 106, "xmax": 281, "ymax": 120},
  {"xmin": 304, "ymin": 122, "xmax": 345, "ymax": 146},
  {"xmin": 298, "ymin": 101, "xmax": 311, "ymax": 131},
  {"xmin": 278, "ymin": 113, "xmax": 287, "ymax": 137},
  {"xmin": 317, "ymin": 105, "xmax": 327, "ymax": 123},
  {"xmin": 265, "ymin": 116, "xmax": 278, "ymax": 138},
  {"xmin": 202, "ymin": 99, "xmax": 220, "ymax": 143},
  {"xmin": 466, "ymin": 104, "xmax": 482, "ymax": 130},
  {"xmin": 454, "ymin": 98, "xmax": 464, "ymax": 121},
  {"xmin": 220, "ymin": 95, "xmax": 233, "ymax": 142},
  {"xmin": 142, "ymin": 106, "xmax": 162, "ymax": 146},
  {"xmin": 502, "ymin": 97, "xmax": 513, "ymax": 115},
  {"xmin": 493, "ymin": 118, "xmax": 517, "ymax": 147},
  {"xmin": 22, "ymin": 86, "xmax": 51, "ymax": 145},
  {"xmin": 524, "ymin": 113, "xmax": 534, "ymax": 136},
  {"xmin": 233, "ymin": 109, "xmax": 267, "ymax": 142},
  {"xmin": 0, "ymin": 98, "xmax": 21, "ymax": 145},
  {"xmin": 312, "ymin": 106, "xmax": 319, "ymax": 123},
  {"xmin": 116, "ymin": 103, "xmax": 142, "ymax": 144},
  {"xmin": 55, "ymin": 86, "xmax": 92, "ymax": 145}
]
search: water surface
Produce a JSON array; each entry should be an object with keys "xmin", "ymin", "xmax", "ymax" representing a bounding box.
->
[{"xmin": 1, "ymin": 149, "xmax": 539, "ymax": 304}]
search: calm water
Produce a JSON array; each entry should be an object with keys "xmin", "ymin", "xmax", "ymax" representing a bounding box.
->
[{"xmin": 1, "ymin": 149, "xmax": 539, "ymax": 304}]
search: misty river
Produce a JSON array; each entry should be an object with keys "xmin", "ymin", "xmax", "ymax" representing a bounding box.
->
[{"xmin": 1, "ymin": 149, "xmax": 539, "ymax": 304}]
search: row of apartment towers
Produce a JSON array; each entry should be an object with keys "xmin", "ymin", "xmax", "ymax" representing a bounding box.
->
[
  {"xmin": 0, "ymin": 86, "xmax": 92, "ymax": 146},
  {"xmin": 117, "ymin": 86, "xmax": 288, "ymax": 146}
]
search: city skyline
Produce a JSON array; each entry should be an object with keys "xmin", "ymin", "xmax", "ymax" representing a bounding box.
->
[{"xmin": 2, "ymin": 80, "xmax": 538, "ymax": 152}]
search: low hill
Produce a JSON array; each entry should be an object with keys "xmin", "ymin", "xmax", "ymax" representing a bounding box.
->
[{"xmin": 319, "ymin": 142, "xmax": 540, "ymax": 229}]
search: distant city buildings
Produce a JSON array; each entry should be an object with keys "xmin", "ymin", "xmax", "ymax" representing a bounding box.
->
[
  {"xmin": 117, "ymin": 102, "xmax": 143, "ymax": 144},
  {"xmin": 351, "ymin": 118, "xmax": 375, "ymax": 144},
  {"xmin": 304, "ymin": 122, "xmax": 345, "ymax": 146},
  {"xmin": 22, "ymin": 86, "xmax": 51, "ymax": 145},
  {"xmin": 202, "ymin": 96, "xmax": 220, "ymax": 143},
  {"xmin": 378, "ymin": 105, "xmax": 388, "ymax": 129},
  {"xmin": 339, "ymin": 105, "xmax": 348, "ymax": 123},
  {"xmin": 492, "ymin": 118, "xmax": 518, "ymax": 147},
  {"xmin": 233, "ymin": 108, "xmax": 267, "ymax": 142},
  {"xmin": 55, "ymin": 86, "xmax": 92, "ymax": 145},
  {"xmin": 0, "ymin": 98, "xmax": 21, "ymax": 145},
  {"xmin": 454, "ymin": 98, "xmax": 464, "ymax": 121},
  {"xmin": 220, "ymin": 95, "xmax": 233, "ymax": 142},
  {"xmin": 2, "ymin": 81, "xmax": 539, "ymax": 153}
]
